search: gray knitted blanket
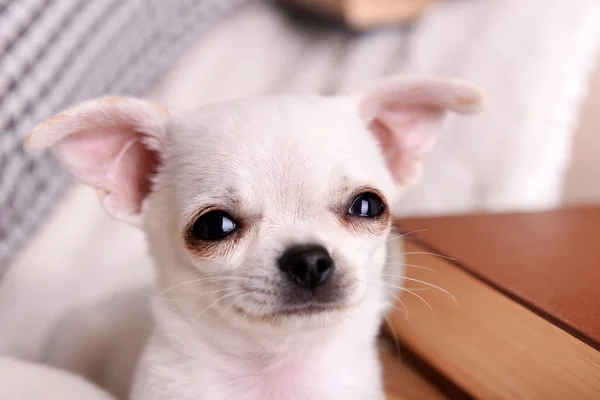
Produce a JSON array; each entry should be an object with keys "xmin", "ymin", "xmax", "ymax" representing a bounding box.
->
[{"xmin": 0, "ymin": 0, "xmax": 245, "ymax": 273}]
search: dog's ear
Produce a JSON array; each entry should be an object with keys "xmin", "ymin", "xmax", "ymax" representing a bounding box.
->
[
  {"xmin": 25, "ymin": 97, "xmax": 171, "ymax": 225},
  {"xmin": 357, "ymin": 76, "xmax": 483, "ymax": 186}
]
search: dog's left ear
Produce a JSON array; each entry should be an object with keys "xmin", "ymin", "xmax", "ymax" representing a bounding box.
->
[
  {"xmin": 25, "ymin": 97, "xmax": 171, "ymax": 225},
  {"xmin": 357, "ymin": 76, "xmax": 484, "ymax": 186}
]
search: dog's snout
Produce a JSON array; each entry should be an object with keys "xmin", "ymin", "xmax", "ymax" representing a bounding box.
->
[{"xmin": 278, "ymin": 244, "xmax": 334, "ymax": 290}]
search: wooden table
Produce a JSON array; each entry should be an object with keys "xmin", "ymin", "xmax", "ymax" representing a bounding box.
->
[
  {"xmin": 383, "ymin": 207, "xmax": 600, "ymax": 400},
  {"xmin": 380, "ymin": 337, "xmax": 447, "ymax": 400}
]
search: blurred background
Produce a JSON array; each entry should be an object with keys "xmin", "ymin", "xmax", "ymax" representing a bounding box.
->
[{"xmin": 0, "ymin": 0, "xmax": 599, "ymax": 371}]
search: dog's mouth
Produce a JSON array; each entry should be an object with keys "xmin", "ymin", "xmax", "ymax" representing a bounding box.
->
[
  {"xmin": 274, "ymin": 303, "xmax": 346, "ymax": 317},
  {"xmin": 227, "ymin": 270, "xmax": 361, "ymax": 323},
  {"xmin": 232, "ymin": 301, "xmax": 348, "ymax": 323}
]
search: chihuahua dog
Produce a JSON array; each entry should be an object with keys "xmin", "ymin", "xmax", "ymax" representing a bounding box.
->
[{"xmin": 26, "ymin": 76, "xmax": 482, "ymax": 400}]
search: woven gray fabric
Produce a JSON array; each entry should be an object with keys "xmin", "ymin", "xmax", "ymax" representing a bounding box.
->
[{"xmin": 0, "ymin": 0, "xmax": 245, "ymax": 274}]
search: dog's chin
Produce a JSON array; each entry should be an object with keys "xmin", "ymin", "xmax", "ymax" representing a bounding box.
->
[
  {"xmin": 231, "ymin": 298, "xmax": 359, "ymax": 329},
  {"xmin": 224, "ymin": 276, "xmax": 367, "ymax": 329}
]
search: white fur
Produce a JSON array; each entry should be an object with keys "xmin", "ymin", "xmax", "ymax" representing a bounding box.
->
[{"xmin": 26, "ymin": 76, "xmax": 482, "ymax": 399}]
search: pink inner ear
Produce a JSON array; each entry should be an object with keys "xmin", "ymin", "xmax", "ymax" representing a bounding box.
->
[
  {"xmin": 370, "ymin": 107, "xmax": 443, "ymax": 185},
  {"xmin": 54, "ymin": 127, "xmax": 159, "ymax": 216},
  {"xmin": 359, "ymin": 76, "xmax": 483, "ymax": 186}
]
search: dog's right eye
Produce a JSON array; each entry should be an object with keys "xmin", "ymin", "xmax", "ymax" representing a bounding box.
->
[
  {"xmin": 191, "ymin": 210, "xmax": 237, "ymax": 241},
  {"xmin": 348, "ymin": 192, "xmax": 385, "ymax": 218}
]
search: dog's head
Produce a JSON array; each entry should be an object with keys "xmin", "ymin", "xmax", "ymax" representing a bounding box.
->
[{"xmin": 26, "ymin": 76, "xmax": 482, "ymax": 331}]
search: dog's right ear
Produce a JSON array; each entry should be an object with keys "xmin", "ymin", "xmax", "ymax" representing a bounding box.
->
[
  {"xmin": 356, "ymin": 76, "xmax": 484, "ymax": 187},
  {"xmin": 25, "ymin": 97, "xmax": 171, "ymax": 226}
]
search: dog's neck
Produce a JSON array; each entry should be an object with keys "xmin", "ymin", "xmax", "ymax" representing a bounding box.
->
[{"xmin": 133, "ymin": 284, "xmax": 387, "ymax": 400}]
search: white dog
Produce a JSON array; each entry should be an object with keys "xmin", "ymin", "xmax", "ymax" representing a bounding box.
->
[{"xmin": 26, "ymin": 76, "xmax": 482, "ymax": 400}]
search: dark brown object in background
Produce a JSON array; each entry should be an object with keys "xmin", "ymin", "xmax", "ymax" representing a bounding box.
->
[
  {"xmin": 384, "ymin": 207, "xmax": 600, "ymax": 399},
  {"xmin": 279, "ymin": 0, "xmax": 433, "ymax": 30}
]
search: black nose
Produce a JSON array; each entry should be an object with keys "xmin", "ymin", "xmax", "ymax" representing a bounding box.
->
[{"xmin": 278, "ymin": 244, "xmax": 334, "ymax": 290}]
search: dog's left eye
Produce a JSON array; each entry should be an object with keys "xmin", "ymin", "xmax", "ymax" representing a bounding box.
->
[
  {"xmin": 191, "ymin": 210, "xmax": 237, "ymax": 240},
  {"xmin": 348, "ymin": 192, "xmax": 385, "ymax": 218}
]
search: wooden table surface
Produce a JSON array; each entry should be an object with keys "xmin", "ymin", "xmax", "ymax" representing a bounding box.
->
[{"xmin": 379, "ymin": 338, "xmax": 447, "ymax": 400}]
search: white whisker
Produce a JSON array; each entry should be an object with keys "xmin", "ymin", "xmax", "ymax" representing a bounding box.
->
[
  {"xmin": 386, "ymin": 251, "xmax": 454, "ymax": 261},
  {"xmin": 193, "ymin": 291, "xmax": 246, "ymax": 321},
  {"xmin": 385, "ymin": 229, "xmax": 429, "ymax": 243},
  {"xmin": 221, "ymin": 293, "xmax": 249, "ymax": 320},
  {"xmin": 379, "ymin": 281, "xmax": 436, "ymax": 319},
  {"xmin": 154, "ymin": 287, "xmax": 233, "ymax": 306},
  {"xmin": 356, "ymin": 278, "xmax": 409, "ymax": 320},
  {"xmin": 385, "ymin": 262, "xmax": 436, "ymax": 272},
  {"xmin": 389, "ymin": 292, "xmax": 408, "ymax": 320},
  {"xmin": 404, "ymin": 286, "xmax": 432, "ymax": 292},
  {"xmin": 382, "ymin": 275, "xmax": 457, "ymax": 306},
  {"xmin": 157, "ymin": 276, "xmax": 249, "ymax": 297}
]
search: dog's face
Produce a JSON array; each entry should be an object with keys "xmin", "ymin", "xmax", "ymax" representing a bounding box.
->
[
  {"xmin": 26, "ymin": 76, "xmax": 482, "ymax": 330},
  {"xmin": 150, "ymin": 96, "xmax": 397, "ymax": 326}
]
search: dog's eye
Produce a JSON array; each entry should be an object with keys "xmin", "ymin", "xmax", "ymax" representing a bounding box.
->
[
  {"xmin": 191, "ymin": 211, "xmax": 237, "ymax": 240},
  {"xmin": 348, "ymin": 192, "xmax": 385, "ymax": 218}
]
